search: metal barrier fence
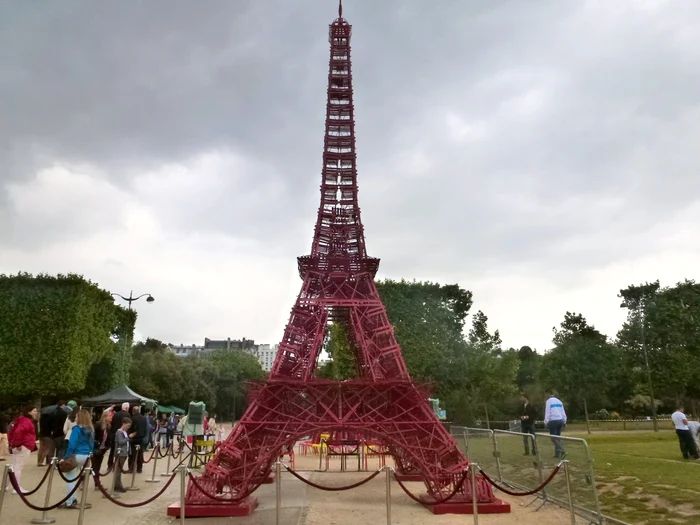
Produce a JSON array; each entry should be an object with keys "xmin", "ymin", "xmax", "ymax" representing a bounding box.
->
[{"xmin": 452, "ymin": 426, "xmax": 631, "ymax": 525}]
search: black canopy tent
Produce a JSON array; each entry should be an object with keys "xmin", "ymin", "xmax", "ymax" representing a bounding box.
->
[{"xmin": 81, "ymin": 384, "xmax": 157, "ymax": 406}]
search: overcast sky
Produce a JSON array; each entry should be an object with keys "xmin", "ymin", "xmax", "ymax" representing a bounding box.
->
[{"xmin": 1, "ymin": 0, "xmax": 699, "ymax": 353}]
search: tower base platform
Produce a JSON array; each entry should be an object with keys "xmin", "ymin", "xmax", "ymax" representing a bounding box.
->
[
  {"xmin": 394, "ymin": 472, "xmax": 424, "ymax": 482},
  {"xmin": 167, "ymin": 496, "xmax": 258, "ymax": 518},
  {"xmin": 420, "ymin": 495, "xmax": 511, "ymax": 515}
]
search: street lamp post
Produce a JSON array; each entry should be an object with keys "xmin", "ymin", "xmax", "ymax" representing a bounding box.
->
[{"xmin": 112, "ymin": 291, "xmax": 155, "ymax": 385}]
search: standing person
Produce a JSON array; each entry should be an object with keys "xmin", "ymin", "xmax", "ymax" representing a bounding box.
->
[
  {"xmin": 108, "ymin": 403, "xmax": 130, "ymax": 469},
  {"xmin": 671, "ymin": 405, "xmax": 698, "ymax": 460},
  {"xmin": 519, "ymin": 394, "xmax": 538, "ymax": 456},
  {"xmin": 207, "ymin": 414, "xmax": 217, "ymax": 439},
  {"xmin": 92, "ymin": 410, "xmax": 114, "ymax": 487},
  {"xmin": 61, "ymin": 402, "xmax": 78, "ymax": 458},
  {"xmin": 544, "ymin": 391, "xmax": 567, "ymax": 458},
  {"xmin": 688, "ymin": 419, "xmax": 700, "ymax": 453},
  {"xmin": 37, "ymin": 407, "xmax": 55, "ymax": 466},
  {"xmin": 6, "ymin": 406, "xmax": 38, "ymax": 493},
  {"xmin": 113, "ymin": 417, "xmax": 131, "ymax": 493},
  {"xmin": 128, "ymin": 406, "xmax": 147, "ymax": 473},
  {"xmin": 59, "ymin": 408, "xmax": 94, "ymax": 509},
  {"xmin": 158, "ymin": 413, "xmax": 169, "ymax": 448},
  {"xmin": 0, "ymin": 410, "xmax": 8, "ymax": 462},
  {"xmin": 167, "ymin": 413, "xmax": 178, "ymax": 450}
]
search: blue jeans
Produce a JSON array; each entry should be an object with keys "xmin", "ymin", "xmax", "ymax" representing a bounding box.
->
[
  {"xmin": 547, "ymin": 420, "xmax": 566, "ymax": 456},
  {"xmin": 65, "ymin": 454, "xmax": 89, "ymax": 505}
]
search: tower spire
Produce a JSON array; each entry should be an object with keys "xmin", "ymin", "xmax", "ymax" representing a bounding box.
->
[{"xmin": 338, "ymin": 0, "xmax": 342, "ymax": 19}]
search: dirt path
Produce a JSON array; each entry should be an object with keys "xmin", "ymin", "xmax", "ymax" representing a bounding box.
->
[{"xmin": 0, "ymin": 451, "xmax": 590, "ymax": 524}]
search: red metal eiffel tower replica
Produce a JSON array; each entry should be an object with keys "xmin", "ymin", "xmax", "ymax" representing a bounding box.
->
[{"xmin": 169, "ymin": 2, "xmax": 510, "ymax": 517}]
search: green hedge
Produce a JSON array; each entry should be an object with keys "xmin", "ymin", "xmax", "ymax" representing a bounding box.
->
[{"xmin": 0, "ymin": 273, "xmax": 136, "ymax": 396}]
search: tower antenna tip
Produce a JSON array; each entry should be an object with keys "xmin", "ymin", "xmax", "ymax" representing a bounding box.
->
[{"xmin": 339, "ymin": 0, "xmax": 343, "ymax": 18}]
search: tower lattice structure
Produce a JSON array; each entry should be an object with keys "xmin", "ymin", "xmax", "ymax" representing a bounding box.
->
[{"xmin": 173, "ymin": 3, "xmax": 509, "ymax": 517}]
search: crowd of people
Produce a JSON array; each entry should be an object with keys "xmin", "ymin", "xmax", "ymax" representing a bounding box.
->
[{"xmin": 0, "ymin": 400, "xmax": 224, "ymax": 510}]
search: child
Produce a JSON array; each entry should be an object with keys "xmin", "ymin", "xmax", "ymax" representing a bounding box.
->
[{"xmin": 114, "ymin": 417, "xmax": 132, "ymax": 492}]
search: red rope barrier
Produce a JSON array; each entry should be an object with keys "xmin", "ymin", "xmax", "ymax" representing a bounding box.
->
[
  {"xmin": 187, "ymin": 472, "xmax": 258, "ymax": 503},
  {"xmin": 478, "ymin": 464, "xmax": 562, "ymax": 496},
  {"xmin": 142, "ymin": 446, "xmax": 158, "ymax": 464},
  {"xmin": 393, "ymin": 470, "xmax": 467, "ymax": 505},
  {"xmin": 19, "ymin": 462, "xmax": 53, "ymax": 496},
  {"xmin": 9, "ymin": 471, "xmax": 83, "ymax": 511},
  {"xmin": 92, "ymin": 470, "xmax": 178, "ymax": 507},
  {"xmin": 284, "ymin": 465, "xmax": 382, "ymax": 491}
]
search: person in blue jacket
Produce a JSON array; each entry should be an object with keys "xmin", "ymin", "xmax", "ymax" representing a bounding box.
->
[{"xmin": 59, "ymin": 408, "xmax": 95, "ymax": 510}]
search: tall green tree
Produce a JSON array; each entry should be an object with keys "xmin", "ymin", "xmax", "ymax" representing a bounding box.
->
[
  {"xmin": 0, "ymin": 273, "xmax": 135, "ymax": 402},
  {"xmin": 318, "ymin": 322, "xmax": 356, "ymax": 380},
  {"xmin": 541, "ymin": 312, "xmax": 621, "ymax": 431},
  {"xmin": 206, "ymin": 349, "xmax": 267, "ymax": 420},
  {"xmin": 445, "ymin": 311, "xmax": 518, "ymax": 425},
  {"xmin": 617, "ymin": 281, "xmax": 700, "ymax": 419},
  {"xmin": 375, "ymin": 279, "xmax": 473, "ymax": 383}
]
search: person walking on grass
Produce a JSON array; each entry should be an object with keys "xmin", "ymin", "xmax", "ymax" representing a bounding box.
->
[
  {"xmin": 59, "ymin": 408, "xmax": 94, "ymax": 509},
  {"xmin": 519, "ymin": 394, "xmax": 538, "ymax": 456},
  {"xmin": 544, "ymin": 390, "xmax": 567, "ymax": 459},
  {"xmin": 671, "ymin": 405, "xmax": 699, "ymax": 460}
]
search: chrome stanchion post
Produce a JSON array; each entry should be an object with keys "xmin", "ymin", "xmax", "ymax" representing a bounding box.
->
[
  {"xmin": 77, "ymin": 468, "xmax": 91, "ymax": 525},
  {"xmin": 317, "ymin": 439, "xmax": 324, "ymax": 471},
  {"xmin": 162, "ymin": 442, "xmax": 173, "ymax": 476},
  {"xmin": 108, "ymin": 459, "xmax": 121, "ymax": 499},
  {"xmin": 563, "ymin": 460, "xmax": 576, "ymax": 525},
  {"xmin": 127, "ymin": 445, "xmax": 140, "ymax": 491},
  {"xmin": 529, "ymin": 434, "xmax": 547, "ymax": 510},
  {"xmin": 385, "ymin": 466, "xmax": 392, "ymax": 525},
  {"xmin": 30, "ymin": 457, "xmax": 57, "ymax": 524},
  {"xmin": 491, "ymin": 431, "xmax": 503, "ymax": 483},
  {"xmin": 470, "ymin": 463, "xmax": 479, "ymax": 525},
  {"xmin": 146, "ymin": 444, "xmax": 161, "ymax": 483},
  {"xmin": 0, "ymin": 464, "xmax": 11, "ymax": 521},
  {"xmin": 275, "ymin": 460, "xmax": 282, "ymax": 525},
  {"xmin": 359, "ymin": 439, "xmax": 365, "ymax": 471},
  {"xmin": 179, "ymin": 466, "xmax": 187, "ymax": 525}
]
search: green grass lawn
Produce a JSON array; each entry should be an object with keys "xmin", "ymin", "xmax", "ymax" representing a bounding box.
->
[{"xmin": 569, "ymin": 431, "xmax": 700, "ymax": 525}]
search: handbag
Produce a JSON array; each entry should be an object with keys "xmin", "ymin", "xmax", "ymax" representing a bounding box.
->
[{"xmin": 59, "ymin": 454, "xmax": 78, "ymax": 472}]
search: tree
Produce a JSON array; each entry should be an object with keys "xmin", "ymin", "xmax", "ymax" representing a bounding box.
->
[
  {"xmin": 541, "ymin": 312, "xmax": 621, "ymax": 432},
  {"xmin": 319, "ymin": 322, "xmax": 356, "ymax": 380},
  {"xmin": 127, "ymin": 339, "xmax": 267, "ymax": 420},
  {"xmin": 0, "ymin": 273, "xmax": 135, "ymax": 402},
  {"xmin": 617, "ymin": 281, "xmax": 700, "ymax": 425},
  {"xmin": 445, "ymin": 311, "xmax": 518, "ymax": 425},
  {"xmin": 375, "ymin": 279, "xmax": 473, "ymax": 383},
  {"xmin": 516, "ymin": 346, "xmax": 542, "ymax": 391},
  {"xmin": 206, "ymin": 349, "xmax": 267, "ymax": 420}
]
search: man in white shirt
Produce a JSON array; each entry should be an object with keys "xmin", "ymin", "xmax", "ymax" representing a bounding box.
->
[
  {"xmin": 544, "ymin": 391, "xmax": 567, "ymax": 458},
  {"xmin": 671, "ymin": 406, "xmax": 698, "ymax": 460}
]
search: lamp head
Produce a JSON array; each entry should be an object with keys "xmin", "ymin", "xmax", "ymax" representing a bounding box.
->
[{"xmin": 146, "ymin": 295, "xmax": 155, "ymax": 303}]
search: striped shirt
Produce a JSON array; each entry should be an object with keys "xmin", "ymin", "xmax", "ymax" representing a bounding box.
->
[{"xmin": 544, "ymin": 396, "xmax": 567, "ymax": 424}]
